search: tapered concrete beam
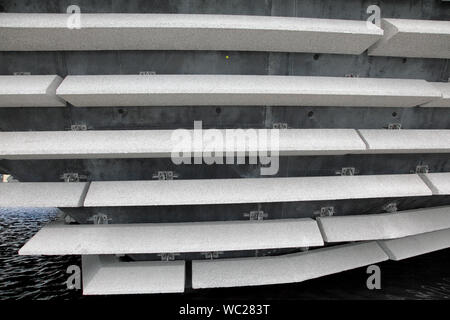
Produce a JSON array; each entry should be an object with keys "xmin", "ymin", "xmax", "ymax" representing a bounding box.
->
[
  {"xmin": 420, "ymin": 172, "xmax": 450, "ymax": 195},
  {"xmin": 19, "ymin": 218, "xmax": 323, "ymax": 255},
  {"xmin": 422, "ymin": 82, "xmax": 450, "ymax": 108},
  {"xmin": 317, "ymin": 206, "xmax": 450, "ymax": 242},
  {"xmin": 378, "ymin": 228, "xmax": 450, "ymax": 261},
  {"xmin": 192, "ymin": 242, "xmax": 388, "ymax": 289},
  {"xmin": 359, "ymin": 129, "xmax": 450, "ymax": 153},
  {"xmin": 0, "ymin": 182, "xmax": 88, "ymax": 207},
  {"xmin": 368, "ymin": 19, "xmax": 450, "ymax": 59},
  {"xmin": 0, "ymin": 13, "xmax": 382, "ymax": 54},
  {"xmin": 0, "ymin": 129, "xmax": 366, "ymax": 160},
  {"xmin": 83, "ymin": 174, "xmax": 431, "ymax": 207},
  {"xmin": 57, "ymin": 75, "xmax": 441, "ymax": 107},
  {"xmin": 0, "ymin": 75, "xmax": 66, "ymax": 107},
  {"xmin": 82, "ymin": 255, "xmax": 185, "ymax": 295}
]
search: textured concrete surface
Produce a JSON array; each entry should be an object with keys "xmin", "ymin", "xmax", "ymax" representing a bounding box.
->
[
  {"xmin": 18, "ymin": 219, "xmax": 323, "ymax": 255},
  {"xmin": 83, "ymin": 174, "xmax": 432, "ymax": 207},
  {"xmin": 0, "ymin": 182, "xmax": 87, "ymax": 207},
  {"xmin": 56, "ymin": 75, "xmax": 441, "ymax": 107},
  {"xmin": 423, "ymin": 82, "xmax": 450, "ymax": 108},
  {"xmin": 421, "ymin": 172, "xmax": 450, "ymax": 195},
  {"xmin": 0, "ymin": 129, "xmax": 366, "ymax": 160},
  {"xmin": 368, "ymin": 18, "xmax": 450, "ymax": 59},
  {"xmin": 192, "ymin": 242, "xmax": 388, "ymax": 288},
  {"xmin": 0, "ymin": 13, "xmax": 382, "ymax": 54},
  {"xmin": 0, "ymin": 75, "xmax": 65, "ymax": 107},
  {"xmin": 359, "ymin": 129, "xmax": 450, "ymax": 153},
  {"xmin": 82, "ymin": 255, "xmax": 185, "ymax": 295},
  {"xmin": 378, "ymin": 228, "xmax": 450, "ymax": 261},
  {"xmin": 317, "ymin": 206, "xmax": 450, "ymax": 242}
]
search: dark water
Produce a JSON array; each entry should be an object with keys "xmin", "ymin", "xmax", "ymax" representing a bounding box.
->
[{"xmin": 0, "ymin": 208, "xmax": 449, "ymax": 300}]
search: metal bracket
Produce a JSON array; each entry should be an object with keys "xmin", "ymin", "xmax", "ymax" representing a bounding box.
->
[
  {"xmin": 345, "ymin": 74, "xmax": 360, "ymax": 78},
  {"xmin": 139, "ymin": 71, "xmax": 156, "ymax": 75},
  {"xmin": 152, "ymin": 171, "xmax": 179, "ymax": 180},
  {"xmin": 300, "ymin": 247, "xmax": 310, "ymax": 252},
  {"xmin": 13, "ymin": 72, "xmax": 31, "ymax": 75},
  {"xmin": 383, "ymin": 202, "xmax": 398, "ymax": 213},
  {"xmin": 314, "ymin": 206, "xmax": 335, "ymax": 217},
  {"xmin": 157, "ymin": 253, "xmax": 180, "ymax": 261},
  {"xmin": 272, "ymin": 123, "xmax": 288, "ymax": 129},
  {"xmin": 64, "ymin": 214, "xmax": 77, "ymax": 224},
  {"xmin": 70, "ymin": 124, "xmax": 87, "ymax": 131},
  {"xmin": 336, "ymin": 167, "xmax": 357, "ymax": 176},
  {"xmin": 201, "ymin": 251, "xmax": 224, "ymax": 260},
  {"xmin": 387, "ymin": 123, "xmax": 402, "ymax": 130},
  {"xmin": 88, "ymin": 214, "xmax": 111, "ymax": 224},
  {"xmin": 243, "ymin": 210, "xmax": 268, "ymax": 220},
  {"xmin": 415, "ymin": 165, "xmax": 430, "ymax": 174},
  {"xmin": 60, "ymin": 172, "xmax": 87, "ymax": 182}
]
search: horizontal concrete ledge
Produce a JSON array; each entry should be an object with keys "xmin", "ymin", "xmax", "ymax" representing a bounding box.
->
[
  {"xmin": 0, "ymin": 182, "xmax": 88, "ymax": 207},
  {"xmin": 0, "ymin": 129, "xmax": 367, "ymax": 160},
  {"xmin": 317, "ymin": 206, "xmax": 450, "ymax": 242},
  {"xmin": 0, "ymin": 75, "xmax": 66, "ymax": 107},
  {"xmin": 192, "ymin": 242, "xmax": 388, "ymax": 289},
  {"xmin": 358, "ymin": 129, "xmax": 450, "ymax": 154},
  {"xmin": 423, "ymin": 82, "xmax": 450, "ymax": 108},
  {"xmin": 378, "ymin": 228, "xmax": 450, "ymax": 261},
  {"xmin": 420, "ymin": 172, "xmax": 450, "ymax": 195},
  {"xmin": 83, "ymin": 174, "xmax": 432, "ymax": 207},
  {"xmin": 18, "ymin": 218, "xmax": 323, "ymax": 255},
  {"xmin": 82, "ymin": 255, "xmax": 185, "ymax": 295},
  {"xmin": 56, "ymin": 75, "xmax": 441, "ymax": 107},
  {"xmin": 368, "ymin": 18, "xmax": 450, "ymax": 59},
  {"xmin": 0, "ymin": 13, "xmax": 382, "ymax": 54}
]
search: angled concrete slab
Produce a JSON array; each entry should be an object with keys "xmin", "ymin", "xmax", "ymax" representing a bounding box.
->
[
  {"xmin": 83, "ymin": 174, "xmax": 431, "ymax": 207},
  {"xmin": 0, "ymin": 129, "xmax": 366, "ymax": 160},
  {"xmin": 19, "ymin": 218, "xmax": 323, "ymax": 255},
  {"xmin": 0, "ymin": 182, "xmax": 88, "ymax": 207},
  {"xmin": 82, "ymin": 255, "xmax": 185, "ymax": 295},
  {"xmin": 317, "ymin": 206, "xmax": 450, "ymax": 242},
  {"xmin": 422, "ymin": 82, "xmax": 450, "ymax": 108},
  {"xmin": 56, "ymin": 75, "xmax": 441, "ymax": 108},
  {"xmin": 192, "ymin": 242, "xmax": 388, "ymax": 289},
  {"xmin": 359, "ymin": 129, "xmax": 450, "ymax": 153},
  {"xmin": 378, "ymin": 228, "xmax": 450, "ymax": 261},
  {"xmin": 0, "ymin": 75, "xmax": 66, "ymax": 107},
  {"xmin": 368, "ymin": 18, "xmax": 450, "ymax": 59},
  {"xmin": 0, "ymin": 13, "xmax": 382, "ymax": 54}
]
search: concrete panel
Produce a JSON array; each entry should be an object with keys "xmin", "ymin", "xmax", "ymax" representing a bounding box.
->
[
  {"xmin": 192, "ymin": 242, "xmax": 388, "ymax": 288},
  {"xmin": 0, "ymin": 129, "xmax": 366, "ymax": 160},
  {"xmin": 19, "ymin": 218, "xmax": 323, "ymax": 255},
  {"xmin": 422, "ymin": 82, "xmax": 450, "ymax": 108},
  {"xmin": 0, "ymin": 75, "xmax": 66, "ymax": 107},
  {"xmin": 378, "ymin": 228, "xmax": 450, "ymax": 261},
  {"xmin": 56, "ymin": 75, "xmax": 441, "ymax": 108},
  {"xmin": 83, "ymin": 174, "xmax": 432, "ymax": 207},
  {"xmin": 317, "ymin": 206, "xmax": 450, "ymax": 242},
  {"xmin": 359, "ymin": 129, "xmax": 450, "ymax": 153},
  {"xmin": 0, "ymin": 13, "xmax": 382, "ymax": 54},
  {"xmin": 0, "ymin": 182, "xmax": 87, "ymax": 207},
  {"xmin": 421, "ymin": 172, "xmax": 450, "ymax": 195},
  {"xmin": 368, "ymin": 19, "xmax": 450, "ymax": 59},
  {"xmin": 82, "ymin": 255, "xmax": 185, "ymax": 295}
]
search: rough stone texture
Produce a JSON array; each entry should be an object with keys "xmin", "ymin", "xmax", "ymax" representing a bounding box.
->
[
  {"xmin": 0, "ymin": 13, "xmax": 382, "ymax": 54},
  {"xmin": 192, "ymin": 242, "xmax": 388, "ymax": 288},
  {"xmin": 0, "ymin": 129, "xmax": 367, "ymax": 160},
  {"xmin": 359, "ymin": 129, "xmax": 450, "ymax": 153},
  {"xmin": 378, "ymin": 228, "xmax": 450, "ymax": 261},
  {"xmin": 421, "ymin": 172, "xmax": 450, "ymax": 195},
  {"xmin": 56, "ymin": 75, "xmax": 441, "ymax": 107},
  {"xmin": 423, "ymin": 82, "xmax": 450, "ymax": 108},
  {"xmin": 19, "ymin": 218, "xmax": 323, "ymax": 255},
  {"xmin": 0, "ymin": 182, "xmax": 87, "ymax": 207},
  {"xmin": 82, "ymin": 255, "xmax": 185, "ymax": 295},
  {"xmin": 317, "ymin": 206, "xmax": 450, "ymax": 242},
  {"xmin": 368, "ymin": 18, "xmax": 450, "ymax": 59},
  {"xmin": 83, "ymin": 174, "xmax": 432, "ymax": 207},
  {"xmin": 0, "ymin": 75, "xmax": 66, "ymax": 107}
]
